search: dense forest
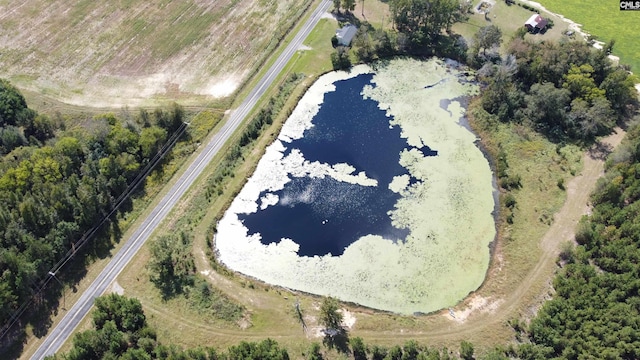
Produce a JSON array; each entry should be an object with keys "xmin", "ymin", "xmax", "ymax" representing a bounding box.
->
[{"xmin": 0, "ymin": 79, "xmax": 185, "ymax": 328}]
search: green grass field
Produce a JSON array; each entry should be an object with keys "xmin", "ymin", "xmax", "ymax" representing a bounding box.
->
[
  {"xmin": 452, "ymin": 1, "xmax": 571, "ymax": 51},
  {"xmin": 536, "ymin": 0, "xmax": 640, "ymax": 72}
]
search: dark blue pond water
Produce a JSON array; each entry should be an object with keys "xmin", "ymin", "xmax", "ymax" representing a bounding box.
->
[{"xmin": 238, "ymin": 74, "xmax": 437, "ymax": 257}]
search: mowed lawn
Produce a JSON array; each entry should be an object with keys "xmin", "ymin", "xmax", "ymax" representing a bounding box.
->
[
  {"xmin": 537, "ymin": 0, "xmax": 640, "ymax": 72},
  {"xmin": 452, "ymin": 1, "xmax": 571, "ymax": 51}
]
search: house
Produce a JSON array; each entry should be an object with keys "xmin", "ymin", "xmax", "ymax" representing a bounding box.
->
[
  {"xmin": 335, "ymin": 24, "xmax": 357, "ymax": 46},
  {"xmin": 524, "ymin": 14, "xmax": 548, "ymax": 33}
]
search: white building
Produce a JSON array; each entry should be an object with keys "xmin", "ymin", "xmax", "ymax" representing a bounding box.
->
[{"xmin": 336, "ymin": 24, "xmax": 357, "ymax": 46}]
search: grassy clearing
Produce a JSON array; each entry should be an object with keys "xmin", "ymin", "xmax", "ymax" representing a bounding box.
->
[
  {"xmin": 452, "ymin": 1, "xmax": 572, "ymax": 49},
  {"xmin": 289, "ymin": 18, "xmax": 337, "ymax": 76},
  {"xmin": 469, "ymin": 105, "xmax": 582, "ymax": 291},
  {"xmin": 354, "ymin": 0, "xmax": 392, "ymax": 29},
  {"xmin": 536, "ymin": 0, "xmax": 640, "ymax": 72}
]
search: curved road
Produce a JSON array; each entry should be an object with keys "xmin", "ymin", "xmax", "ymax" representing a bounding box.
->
[{"xmin": 30, "ymin": 1, "xmax": 331, "ymax": 358}]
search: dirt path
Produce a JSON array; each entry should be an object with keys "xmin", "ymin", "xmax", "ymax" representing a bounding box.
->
[
  {"xmin": 181, "ymin": 129, "xmax": 626, "ymax": 346},
  {"xmin": 357, "ymin": 128, "xmax": 627, "ymax": 342},
  {"xmin": 498, "ymin": 128, "xmax": 625, "ymax": 317}
]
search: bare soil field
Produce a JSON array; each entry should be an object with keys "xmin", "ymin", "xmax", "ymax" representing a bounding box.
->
[{"xmin": 0, "ymin": 0, "xmax": 312, "ymax": 107}]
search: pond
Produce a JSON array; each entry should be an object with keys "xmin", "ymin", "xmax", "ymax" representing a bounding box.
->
[
  {"xmin": 238, "ymin": 72, "xmax": 422, "ymax": 257},
  {"xmin": 215, "ymin": 58, "xmax": 496, "ymax": 314}
]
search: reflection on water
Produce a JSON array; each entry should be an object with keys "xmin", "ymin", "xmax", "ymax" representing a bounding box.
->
[{"xmin": 239, "ymin": 74, "xmax": 436, "ymax": 257}]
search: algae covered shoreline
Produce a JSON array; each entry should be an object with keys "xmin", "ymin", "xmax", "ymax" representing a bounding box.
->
[{"xmin": 215, "ymin": 58, "xmax": 496, "ymax": 314}]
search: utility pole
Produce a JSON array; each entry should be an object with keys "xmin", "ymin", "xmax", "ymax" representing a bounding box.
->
[{"xmin": 48, "ymin": 272, "xmax": 65, "ymax": 310}]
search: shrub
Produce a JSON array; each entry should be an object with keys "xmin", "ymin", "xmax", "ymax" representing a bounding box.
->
[
  {"xmin": 504, "ymin": 193, "xmax": 517, "ymax": 208},
  {"xmin": 500, "ymin": 173, "xmax": 522, "ymax": 190},
  {"xmin": 331, "ymin": 35, "xmax": 339, "ymax": 48},
  {"xmin": 558, "ymin": 241, "xmax": 576, "ymax": 263}
]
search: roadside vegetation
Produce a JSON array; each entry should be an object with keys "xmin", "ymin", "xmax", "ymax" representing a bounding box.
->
[
  {"xmin": 45, "ymin": 294, "xmax": 288, "ymax": 360},
  {"xmin": 147, "ymin": 230, "xmax": 244, "ymax": 321},
  {"xmin": 0, "ymin": 78, "xmax": 205, "ymax": 345}
]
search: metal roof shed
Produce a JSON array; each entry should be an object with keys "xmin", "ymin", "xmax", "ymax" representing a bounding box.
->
[{"xmin": 336, "ymin": 24, "xmax": 357, "ymax": 46}]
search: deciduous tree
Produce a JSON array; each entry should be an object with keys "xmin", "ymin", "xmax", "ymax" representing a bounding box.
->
[
  {"xmin": 525, "ymin": 82, "xmax": 571, "ymax": 137},
  {"xmin": 331, "ymin": 47, "xmax": 351, "ymax": 70},
  {"xmin": 474, "ymin": 25, "xmax": 502, "ymax": 56},
  {"xmin": 147, "ymin": 231, "xmax": 195, "ymax": 298},
  {"xmin": 138, "ymin": 126, "xmax": 167, "ymax": 159},
  {"xmin": 342, "ymin": 0, "xmax": 356, "ymax": 12},
  {"xmin": 350, "ymin": 337, "xmax": 367, "ymax": 360},
  {"xmin": 320, "ymin": 297, "xmax": 343, "ymax": 330},
  {"xmin": 390, "ymin": 0, "xmax": 463, "ymax": 48},
  {"xmin": 333, "ymin": 0, "xmax": 341, "ymax": 13},
  {"xmin": 460, "ymin": 341, "xmax": 475, "ymax": 360}
]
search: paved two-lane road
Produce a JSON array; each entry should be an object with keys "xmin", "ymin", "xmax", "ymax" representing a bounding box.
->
[{"xmin": 31, "ymin": 1, "xmax": 331, "ymax": 358}]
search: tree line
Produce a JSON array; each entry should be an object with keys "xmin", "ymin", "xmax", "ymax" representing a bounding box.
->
[
  {"xmin": 0, "ymin": 80, "xmax": 185, "ymax": 329},
  {"xmin": 49, "ymin": 294, "xmax": 505, "ymax": 360}
]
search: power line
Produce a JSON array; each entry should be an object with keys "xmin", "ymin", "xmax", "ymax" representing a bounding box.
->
[{"xmin": 0, "ymin": 121, "xmax": 188, "ymax": 341}]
